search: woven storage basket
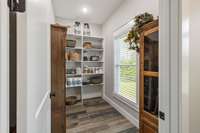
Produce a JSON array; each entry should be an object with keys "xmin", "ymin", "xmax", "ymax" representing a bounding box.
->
[
  {"xmin": 83, "ymin": 42, "xmax": 93, "ymax": 49},
  {"xmin": 65, "ymin": 52, "xmax": 69, "ymax": 60},
  {"xmin": 70, "ymin": 52, "xmax": 81, "ymax": 61}
]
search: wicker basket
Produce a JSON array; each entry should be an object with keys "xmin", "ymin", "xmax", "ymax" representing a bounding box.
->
[
  {"xmin": 69, "ymin": 52, "xmax": 81, "ymax": 61},
  {"xmin": 83, "ymin": 42, "xmax": 93, "ymax": 49},
  {"xmin": 65, "ymin": 52, "xmax": 69, "ymax": 60}
]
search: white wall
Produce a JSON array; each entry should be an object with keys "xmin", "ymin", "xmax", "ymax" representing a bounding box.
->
[
  {"xmin": 17, "ymin": 0, "xmax": 55, "ymax": 133},
  {"xmin": 102, "ymin": 0, "xmax": 159, "ymax": 127},
  {"xmin": 17, "ymin": 13, "xmax": 27, "ymax": 133},
  {"xmin": 0, "ymin": 0, "xmax": 9, "ymax": 133},
  {"xmin": 180, "ymin": 0, "xmax": 200, "ymax": 132},
  {"xmin": 181, "ymin": 0, "xmax": 190, "ymax": 132},
  {"xmin": 56, "ymin": 17, "xmax": 103, "ymax": 37},
  {"xmin": 189, "ymin": 0, "xmax": 200, "ymax": 132}
]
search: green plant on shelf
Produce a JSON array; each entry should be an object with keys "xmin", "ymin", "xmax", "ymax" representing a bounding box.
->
[{"xmin": 124, "ymin": 12, "xmax": 154, "ymax": 52}]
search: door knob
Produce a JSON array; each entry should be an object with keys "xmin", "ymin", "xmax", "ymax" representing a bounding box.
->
[{"xmin": 50, "ymin": 92, "xmax": 56, "ymax": 98}]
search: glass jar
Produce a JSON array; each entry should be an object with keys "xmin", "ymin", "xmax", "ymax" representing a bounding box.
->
[
  {"xmin": 83, "ymin": 23, "xmax": 91, "ymax": 36},
  {"xmin": 74, "ymin": 21, "xmax": 81, "ymax": 35}
]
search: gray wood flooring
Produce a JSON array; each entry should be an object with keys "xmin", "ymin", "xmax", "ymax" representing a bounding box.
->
[{"xmin": 66, "ymin": 98, "xmax": 138, "ymax": 133}]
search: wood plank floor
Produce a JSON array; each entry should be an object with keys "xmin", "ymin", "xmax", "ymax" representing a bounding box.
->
[{"xmin": 66, "ymin": 98, "xmax": 138, "ymax": 133}]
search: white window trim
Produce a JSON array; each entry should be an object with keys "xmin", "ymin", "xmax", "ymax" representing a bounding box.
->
[{"xmin": 113, "ymin": 20, "xmax": 139, "ymax": 111}]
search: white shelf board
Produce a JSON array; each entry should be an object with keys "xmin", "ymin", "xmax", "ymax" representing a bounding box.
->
[
  {"xmin": 66, "ymin": 83, "xmax": 104, "ymax": 88},
  {"xmin": 67, "ymin": 33, "xmax": 103, "ymax": 41},
  {"xmin": 83, "ymin": 61, "xmax": 104, "ymax": 63},
  {"xmin": 83, "ymin": 48, "xmax": 103, "ymax": 51},
  {"xmin": 65, "ymin": 61, "xmax": 82, "ymax": 63},
  {"xmin": 83, "ymin": 35, "xmax": 103, "ymax": 41},
  {"xmin": 66, "ymin": 74, "xmax": 82, "ymax": 77},
  {"xmin": 65, "ymin": 47, "xmax": 82, "ymax": 50},
  {"xmin": 67, "ymin": 33, "xmax": 82, "ymax": 39},
  {"xmin": 83, "ymin": 83, "xmax": 104, "ymax": 87},
  {"xmin": 66, "ymin": 85, "xmax": 82, "ymax": 88},
  {"xmin": 82, "ymin": 73, "xmax": 104, "ymax": 76}
]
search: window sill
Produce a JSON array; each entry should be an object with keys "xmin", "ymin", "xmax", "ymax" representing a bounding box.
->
[{"xmin": 113, "ymin": 93, "xmax": 139, "ymax": 112}]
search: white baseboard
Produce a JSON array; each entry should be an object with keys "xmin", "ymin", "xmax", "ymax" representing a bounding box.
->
[{"xmin": 103, "ymin": 95, "xmax": 139, "ymax": 128}]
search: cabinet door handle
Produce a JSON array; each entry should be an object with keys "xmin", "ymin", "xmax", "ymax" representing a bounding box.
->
[{"xmin": 159, "ymin": 111, "xmax": 165, "ymax": 120}]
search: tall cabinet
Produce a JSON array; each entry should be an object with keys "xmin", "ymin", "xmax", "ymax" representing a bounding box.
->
[{"xmin": 139, "ymin": 20, "xmax": 159, "ymax": 133}]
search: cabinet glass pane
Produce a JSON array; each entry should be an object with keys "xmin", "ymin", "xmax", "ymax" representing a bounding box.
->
[
  {"xmin": 144, "ymin": 76, "xmax": 158, "ymax": 117},
  {"xmin": 144, "ymin": 31, "xmax": 159, "ymax": 72}
]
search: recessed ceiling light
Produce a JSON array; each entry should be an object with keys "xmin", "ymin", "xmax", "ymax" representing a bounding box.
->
[{"xmin": 82, "ymin": 7, "xmax": 88, "ymax": 14}]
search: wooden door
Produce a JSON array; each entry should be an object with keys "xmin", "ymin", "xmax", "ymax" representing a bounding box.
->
[
  {"xmin": 139, "ymin": 20, "xmax": 159, "ymax": 133},
  {"xmin": 51, "ymin": 25, "xmax": 67, "ymax": 133}
]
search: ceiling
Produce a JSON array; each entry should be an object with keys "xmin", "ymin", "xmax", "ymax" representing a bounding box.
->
[{"xmin": 52, "ymin": 0, "xmax": 124, "ymax": 24}]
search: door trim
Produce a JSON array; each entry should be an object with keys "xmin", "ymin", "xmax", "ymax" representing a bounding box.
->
[
  {"xmin": 159, "ymin": 0, "xmax": 181, "ymax": 132},
  {"xmin": 0, "ymin": 0, "xmax": 9, "ymax": 133}
]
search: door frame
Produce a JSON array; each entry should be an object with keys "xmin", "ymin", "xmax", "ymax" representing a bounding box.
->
[
  {"xmin": 159, "ymin": 0, "xmax": 181, "ymax": 133},
  {"xmin": 0, "ymin": 0, "xmax": 10, "ymax": 133}
]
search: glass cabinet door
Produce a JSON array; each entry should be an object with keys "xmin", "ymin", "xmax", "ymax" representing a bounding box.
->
[
  {"xmin": 139, "ymin": 21, "xmax": 159, "ymax": 133},
  {"xmin": 143, "ymin": 30, "xmax": 159, "ymax": 117},
  {"xmin": 144, "ymin": 76, "xmax": 158, "ymax": 116},
  {"xmin": 144, "ymin": 31, "xmax": 159, "ymax": 72}
]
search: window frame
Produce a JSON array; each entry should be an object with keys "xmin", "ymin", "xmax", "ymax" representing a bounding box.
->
[{"xmin": 113, "ymin": 21, "xmax": 139, "ymax": 111}]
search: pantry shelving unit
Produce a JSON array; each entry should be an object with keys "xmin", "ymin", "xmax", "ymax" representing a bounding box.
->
[{"xmin": 65, "ymin": 33, "xmax": 104, "ymax": 104}]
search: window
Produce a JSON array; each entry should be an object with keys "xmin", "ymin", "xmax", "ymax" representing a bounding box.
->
[{"xmin": 114, "ymin": 22, "xmax": 138, "ymax": 108}]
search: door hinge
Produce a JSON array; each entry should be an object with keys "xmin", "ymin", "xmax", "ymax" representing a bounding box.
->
[
  {"xmin": 8, "ymin": 0, "xmax": 25, "ymax": 12},
  {"xmin": 159, "ymin": 111, "xmax": 165, "ymax": 120}
]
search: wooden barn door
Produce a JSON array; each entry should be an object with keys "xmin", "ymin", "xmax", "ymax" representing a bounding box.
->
[{"xmin": 51, "ymin": 25, "xmax": 67, "ymax": 133}]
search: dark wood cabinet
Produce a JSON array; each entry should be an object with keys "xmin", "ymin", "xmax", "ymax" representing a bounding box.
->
[
  {"xmin": 51, "ymin": 24, "xmax": 67, "ymax": 133},
  {"xmin": 139, "ymin": 20, "xmax": 159, "ymax": 133}
]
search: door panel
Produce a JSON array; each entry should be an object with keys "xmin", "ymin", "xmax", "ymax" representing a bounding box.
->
[
  {"xmin": 139, "ymin": 21, "xmax": 159, "ymax": 133},
  {"xmin": 142, "ymin": 122, "xmax": 156, "ymax": 133},
  {"xmin": 51, "ymin": 25, "xmax": 67, "ymax": 133}
]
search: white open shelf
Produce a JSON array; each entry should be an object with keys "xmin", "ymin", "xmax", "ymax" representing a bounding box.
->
[
  {"xmin": 83, "ymin": 61, "xmax": 104, "ymax": 63},
  {"xmin": 83, "ymin": 48, "xmax": 104, "ymax": 51},
  {"xmin": 82, "ymin": 73, "xmax": 104, "ymax": 76},
  {"xmin": 67, "ymin": 33, "xmax": 82, "ymax": 39},
  {"xmin": 67, "ymin": 33, "xmax": 103, "ymax": 42},
  {"xmin": 65, "ymin": 61, "xmax": 82, "ymax": 63},
  {"xmin": 83, "ymin": 83, "xmax": 104, "ymax": 87},
  {"xmin": 66, "ymin": 74, "xmax": 82, "ymax": 77},
  {"xmin": 67, "ymin": 85, "xmax": 82, "ymax": 88},
  {"xmin": 65, "ymin": 33, "xmax": 104, "ymax": 104},
  {"xmin": 65, "ymin": 47, "xmax": 82, "ymax": 50}
]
